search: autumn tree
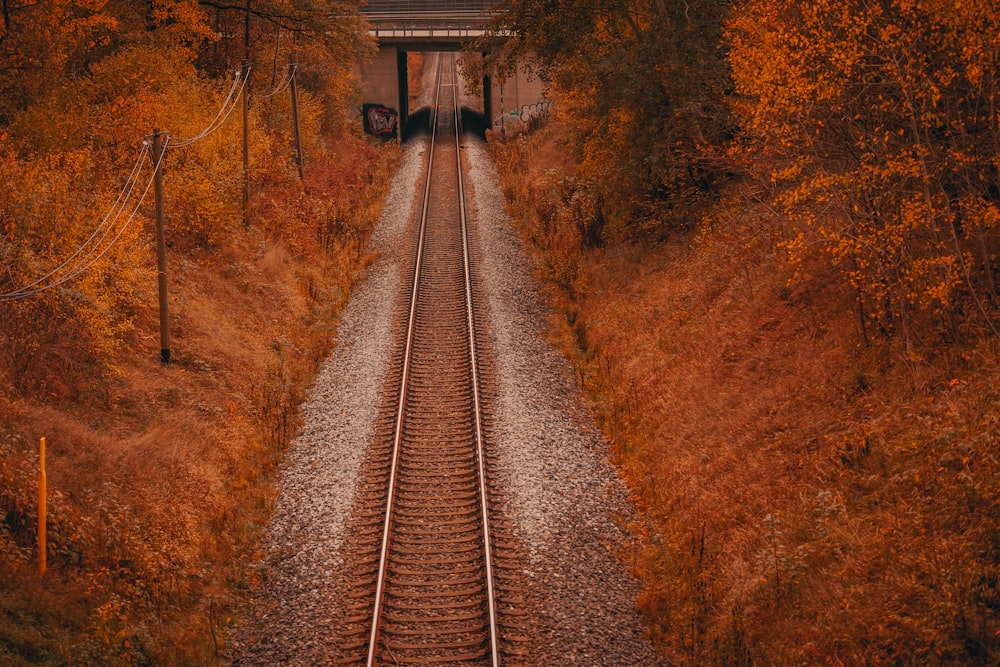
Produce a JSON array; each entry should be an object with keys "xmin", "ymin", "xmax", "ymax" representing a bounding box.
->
[
  {"xmin": 0, "ymin": 0, "xmax": 118, "ymax": 121},
  {"xmin": 0, "ymin": 0, "xmax": 371, "ymax": 393},
  {"xmin": 476, "ymin": 0, "xmax": 733, "ymax": 239},
  {"xmin": 728, "ymin": 0, "xmax": 1000, "ymax": 348}
]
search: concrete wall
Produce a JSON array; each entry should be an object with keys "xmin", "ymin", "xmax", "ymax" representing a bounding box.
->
[
  {"xmin": 361, "ymin": 45, "xmax": 401, "ymax": 111},
  {"xmin": 488, "ymin": 60, "xmax": 547, "ymax": 131},
  {"xmin": 358, "ymin": 44, "xmax": 547, "ymax": 137}
]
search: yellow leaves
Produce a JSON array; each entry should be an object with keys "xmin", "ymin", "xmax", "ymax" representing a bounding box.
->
[
  {"xmin": 903, "ymin": 254, "xmax": 962, "ymax": 313},
  {"xmin": 962, "ymin": 200, "xmax": 1000, "ymax": 234},
  {"xmin": 770, "ymin": 163, "xmax": 803, "ymax": 185},
  {"xmin": 728, "ymin": 0, "xmax": 1000, "ymax": 340},
  {"xmin": 962, "ymin": 56, "xmax": 984, "ymax": 88},
  {"xmin": 0, "ymin": 140, "xmax": 151, "ymax": 364}
]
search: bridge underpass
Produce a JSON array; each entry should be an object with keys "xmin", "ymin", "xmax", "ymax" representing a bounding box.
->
[{"xmin": 359, "ymin": 0, "xmax": 546, "ymax": 139}]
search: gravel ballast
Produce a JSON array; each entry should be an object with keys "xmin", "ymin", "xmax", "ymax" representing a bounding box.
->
[
  {"xmin": 228, "ymin": 137, "xmax": 424, "ymax": 665},
  {"xmin": 465, "ymin": 139, "xmax": 663, "ymax": 665},
  {"xmin": 230, "ymin": 126, "xmax": 662, "ymax": 665}
]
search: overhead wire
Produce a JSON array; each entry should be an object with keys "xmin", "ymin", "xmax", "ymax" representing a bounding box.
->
[
  {"xmin": 0, "ymin": 143, "xmax": 151, "ymax": 301},
  {"xmin": 0, "ymin": 137, "xmax": 170, "ymax": 301},
  {"xmin": 170, "ymin": 65, "xmax": 244, "ymax": 147},
  {"xmin": 45, "ymin": 139, "xmax": 166, "ymax": 288},
  {"xmin": 3, "ymin": 136, "xmax": 169, "ymax": 300},
  {"xmin": 257, "ymin": 63, "xmax": 296, "ymax": 99},
  {"xmin": 171, "ymin": 65, "xmax": 250, "ymax": 148},
  {"xmin": 1, "ymin": 57, "xmax": 284, "ymax": 302},
  {"xmin": 2, "ymin": 142, "xmax": 148, "ymax": 298}
]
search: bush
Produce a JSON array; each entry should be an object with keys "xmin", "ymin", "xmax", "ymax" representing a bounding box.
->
[{"xmin": 728, "ymin": 0, "xmax": 1000, "ymax": 350}]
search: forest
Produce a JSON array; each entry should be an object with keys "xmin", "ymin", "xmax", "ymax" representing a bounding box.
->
[
  {"xmin": 0, "ymin": 0, "xmax": 998, "ymax": 664},
  {"xmin": 0, "ymin": 0, "xmax": 396, "ymax": 663},
  {"xmin": 482, "ymin": 0, "xmax": 1000, "ymax": 664}
]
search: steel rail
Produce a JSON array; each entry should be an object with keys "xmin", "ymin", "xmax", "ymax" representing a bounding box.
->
[
  {"xmin": 450, "ymin": 53, "xmax": 501, "ymax": 667},
  {"xmin": 363, "ymin": 51, "xmax": 500, "ymax": 667},
  {"xmin": 365, "ymin": 54, "xmax": 443, "ymax": 667}
]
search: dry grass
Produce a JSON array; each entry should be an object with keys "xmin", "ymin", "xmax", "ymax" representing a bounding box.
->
[
  {"xmin": 492, "ymin": 126, "xmax": 1000, "ymax": 665},
  {"xmin": 0, "ymin": 134, "xmax": 398, "ymax": 665}
]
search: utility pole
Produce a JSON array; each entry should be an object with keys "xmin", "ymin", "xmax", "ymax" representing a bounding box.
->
[
  {"xmin": 242, "ymin": 0, "xmax": 251, "ymax": 228},
  {"xmin": 289, "ymin": 55, "xmax": 304, "ymax": 180},
  {"xmin": 151, "ymin": 129, "xmax": 171, "ymax": 364}
]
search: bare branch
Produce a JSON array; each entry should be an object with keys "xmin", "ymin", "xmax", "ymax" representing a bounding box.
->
[{"xmin": 197, "ymin": 0, "xmax": 308, "ymax": 32}]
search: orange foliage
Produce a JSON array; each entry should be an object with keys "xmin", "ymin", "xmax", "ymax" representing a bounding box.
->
[
  {"xmin": 494, "ymin": 123, "xmax": 1000, "ymax": 667},
  {"xmin": 728, "ymin": 0, "xmax": 1000, "ymax": 349},
  {"xmin": 0, "ymin": 2, "xmax": 385, "ymax": 662}
]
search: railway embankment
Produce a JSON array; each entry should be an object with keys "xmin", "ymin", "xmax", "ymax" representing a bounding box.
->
[
  {"xmin": 490, "ymin": 124, "xmax": 1000, "ymax": 664},
  {"xmin": 0, "ymin": 132, "xmax": 397, "ymax": 664}
]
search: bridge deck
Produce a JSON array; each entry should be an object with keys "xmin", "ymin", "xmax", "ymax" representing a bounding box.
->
[{"xmin": 362, "ymin": 0, "xmax": 492, "ymax": 42}]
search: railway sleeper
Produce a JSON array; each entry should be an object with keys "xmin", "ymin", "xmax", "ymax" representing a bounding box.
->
[
  {"xmin": 389, "ymin": 553, "xmax": 483, "ymax": 566},
  {"xmin": 396, "ymin": 467, "xmax": 477, "ymax": 478},
  {"xmin": 392, "ymin": 538, "xmax": 483, "ymax": 552},
  {"xmin": 346, "ymin": 565, "xmax": 380, "ymax": 578},
  {"xmin": 387, "ymin": 569, "xmax": 483, "ymax": 582},
  {"xmin": 399, "ymin": 428, "xmax": 476, "ymax": 440},
  {"xmin": 397, "ymin": 451, "xmax": 475, "ymax": 463},
  {"xmin": 377, "ymin": 648, "xmax": 489, "ymax": 663},
  {"xmin": 395, "ymin": 518, "xmax": 482, "ymax": 529},
  {"xmin": 383, "ymin": 637, "xmax": 486, "ymax": 660},
  {"xmin": 393, "ymin": 526, "xmax": 483, "ymax": 556},
  {"xmin": 392, "ymin": 507, "xmax": 480, "ymax": 520},
  {"xmin": 385, "ymin": 572, "xmax": 483, "ymax": 585},
  {"xmin": 344, "ymin": 585, "xmax": 380, "ymax": 599},
  {"xmin": 383, "ymin": 609, "xmax": 485, "ymax": 624},
  {"xmin": 347, "ymin": 523, "xmax": 385, "ymax": 538},
  {"xmin": 403, "ymin": 404, "xmax": 473, "ymax": 417},
  {"xmin": 386, "ymin": 584, "xmax": 482, "ymax": 598},
  {"xmin": 394, "ymin": 502, "xmax": 480, "ymax": 516},
  {"xmin": 339, "ymin": 613, "xmax": 377, "ymax": 625},
  {"xmin": 384, "ymin": 598, "xmax": 484, "ymax": 612}
]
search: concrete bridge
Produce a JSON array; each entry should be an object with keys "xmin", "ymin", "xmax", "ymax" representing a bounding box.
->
[
  {"xmin": 364, "ymin": 0, "xmax": 488, "ymax": 50},
  {"xmin": 359, "ymin": 0, "xmax": 546, "ymax": 138}
]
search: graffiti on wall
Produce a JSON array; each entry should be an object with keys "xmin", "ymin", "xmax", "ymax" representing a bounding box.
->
[{"xmin": 363, "ymin": 104, "xmax": 399, "ymax": 139}]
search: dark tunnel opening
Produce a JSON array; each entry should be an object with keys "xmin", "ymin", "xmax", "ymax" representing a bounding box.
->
[{"xmin": 402, "ymin": 106, "xmax": 487, "ymax": 141}]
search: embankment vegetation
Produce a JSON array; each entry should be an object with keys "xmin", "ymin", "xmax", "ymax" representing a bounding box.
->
[
  {"xmin": 483, "ymin": 0, "xmax": 1000, "ymax": 663},
  {"xmin": 0, "ymin": 1, "xmax": 394, "ymax": 663}
]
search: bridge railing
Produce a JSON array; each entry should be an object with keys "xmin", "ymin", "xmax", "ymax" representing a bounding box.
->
[
  {"xmin": 364, "ymin": 9, "xmax": 491, "ymax": 39},
  {"xmin": 361, "ymin": 0, "xmax": 492, "ymax": 13}
]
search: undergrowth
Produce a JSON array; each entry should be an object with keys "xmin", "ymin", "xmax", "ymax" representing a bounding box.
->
[
  {"xmin": 0, "ymin": 136, "xmax": 398, "ymax": 665},
  {"xmin": 491, "ymin": 126, "xmax": 1000, "ymax": 665}
]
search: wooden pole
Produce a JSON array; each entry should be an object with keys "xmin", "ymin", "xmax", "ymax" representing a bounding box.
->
[
  {"xmin": 242, "ymin": 0, "xmax": 251, "ymax": 228},
  {"xmin": 152, "ymin": 129, "xmax": 171, "ymax": 364},
  {"xmin": 38, "ymin": 437, "xmax": 46, "ymax": 575},
  {"xmin": 289, "ymin": 56, "xmax": 304, "ymax": 180}
]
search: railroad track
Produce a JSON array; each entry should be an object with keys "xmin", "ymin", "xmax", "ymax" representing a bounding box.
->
[{"xmin": 336, "ymin": 53, "xmax": 534, "ymax": 666}]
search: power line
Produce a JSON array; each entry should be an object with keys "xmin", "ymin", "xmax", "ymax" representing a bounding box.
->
[
  {"xmin": 2, "ymin": 143, "xmax": 149, "ymax": 299},
  {"xmin": 0, "ymin": 144, "xmax": 151, "ymax": 301},
  {"xmin": 1, "ymin": 58, "xmax": 293, "ymax": 303},
  {"xmin": 0, "ymin": 138, "xmax": 169, "ymax": 302},
  {"xmin": 171, "ymin": 65, "xmax": 251, "ymax": 148},
  {"xmin": 5, "ymin": 137, "xmax": 168, "ymax": 299},
  {"xmin": 257, "ymin": 63, "xmax": 296, "ymax": 99}
]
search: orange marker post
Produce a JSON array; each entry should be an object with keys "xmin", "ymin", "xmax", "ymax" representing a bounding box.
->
[{"xmin": 38, "ymin": 437, "xmax": 46, "ymax": 575}]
